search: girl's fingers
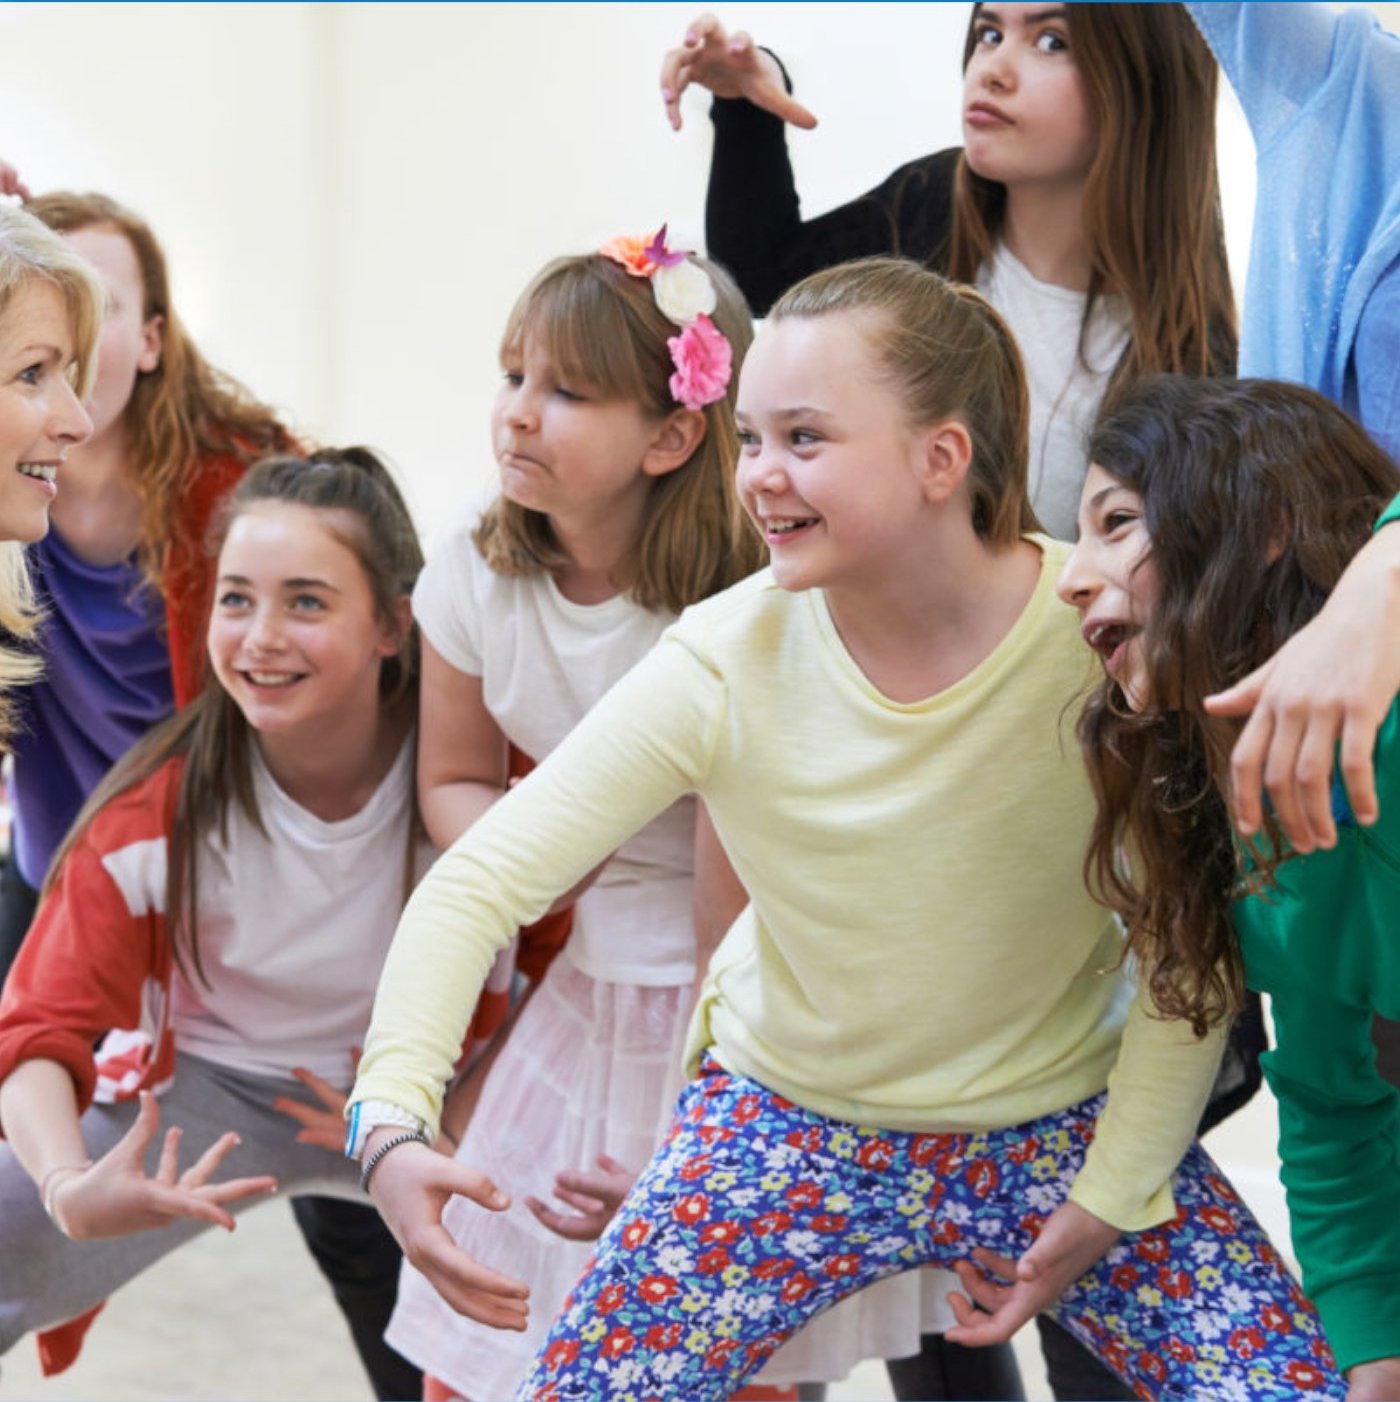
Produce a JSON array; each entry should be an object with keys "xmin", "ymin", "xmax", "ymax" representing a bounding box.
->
[
  {"xmin": 290, "ymin": 1065, "xmax": 348, "ymax": 1113},
  {"xmin": 1339, "ymin": 707, "xmax": 1382, "ymax": 825},
  {"xmin": 523, "ymin": 1195, "xmax": 599, "ymax": 1242},
  {"xmin": 1227, "ymin": 704, "xmax": 1276, "ymax": 837},
  {"xmin": 949, "ymin": 1257, "xmax": 1007, "ymax": 1313},
  {"xmin": 201, "ymin": 1173, "xmax": 280, "ymax": 1206},
  {"xmin": 412, "ymin": 1227, "xmax": 531, "ymax": 1327},
  {"xmin": 549, "ymin": 1183, "xmax": 607, "ymax": 1215},
  {"xmin": 155, "ymin": 1125, "xmax": 184, "ymax": 1185},
  {"xmin": 178, "ymin": 1130, "xmax": 242, "ymax": 1187}
]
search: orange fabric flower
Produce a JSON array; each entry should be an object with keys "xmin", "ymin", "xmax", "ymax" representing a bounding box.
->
[{"xmin": 599, "ymin": 233, "xmax": 657, "ymax": 278}]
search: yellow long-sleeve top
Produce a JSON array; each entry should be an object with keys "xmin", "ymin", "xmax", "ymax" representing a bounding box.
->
[{"xmin": 354, "ymin": 540, "xmax": 1223, "ymax": 1232}]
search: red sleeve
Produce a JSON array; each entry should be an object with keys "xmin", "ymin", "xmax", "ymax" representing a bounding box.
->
[
  {"xmin": 162, "ymin": 451, "xmax": 248, "ymax": 709},
  {"xmin": 0, "ymin": 767, "xmax": 177, "ymax": 1119}
]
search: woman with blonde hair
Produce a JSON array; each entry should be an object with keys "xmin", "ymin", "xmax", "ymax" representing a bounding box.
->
[{"xmin": 0, "ymin": 202, "xmax": 98, "ymax": 725}]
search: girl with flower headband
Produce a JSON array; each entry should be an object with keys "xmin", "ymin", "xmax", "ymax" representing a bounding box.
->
[
  {"xmin": 349, "ymin": 257, "xmax": 1341, "ymax": 1401},
  {"xmin": 360, "ymin": 230, "xmax": 769, "ymax": 1402}
]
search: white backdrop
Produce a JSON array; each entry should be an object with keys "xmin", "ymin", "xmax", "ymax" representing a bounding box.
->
[{"xmin": 0, "ymin": 2, "xmax": 1393, "ymax": 541}]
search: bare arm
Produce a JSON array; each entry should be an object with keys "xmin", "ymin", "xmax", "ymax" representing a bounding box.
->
[{"xmin": 417, "ymin": 635, "xmax": 509, "ymax": 850}]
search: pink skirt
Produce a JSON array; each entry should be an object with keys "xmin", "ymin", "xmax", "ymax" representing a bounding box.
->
[{"xmin": 386, "ymin": 956, "xmax": 956, "ymax": 1398}]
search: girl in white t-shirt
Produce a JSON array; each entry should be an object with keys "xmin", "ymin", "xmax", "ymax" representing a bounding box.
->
[
  {"xmin": 0, "ymin": 448, "xmax": 430, "ymax": 1372},
  {"xmin": 375, "ymin": 233, "xmax": 771, "ymax": 1402}
]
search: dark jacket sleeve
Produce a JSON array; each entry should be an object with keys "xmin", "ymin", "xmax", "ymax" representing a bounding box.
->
[{"xmin": 706, "ymin": 81, "xmax": 961, "ymax": 316}]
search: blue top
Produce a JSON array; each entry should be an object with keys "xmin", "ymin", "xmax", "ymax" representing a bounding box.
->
[
  {"xmin": 10, "ymin": 530, "xmax": 173, "ymax": 887},
  {"xmin": 1188, "ymin": 2, "xmax": 1400, "ymax": 463}
]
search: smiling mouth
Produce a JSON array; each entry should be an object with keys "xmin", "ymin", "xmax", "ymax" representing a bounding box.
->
[
  {"xmin": 243, "ymin": 670, "xmax": 303, "ymax": 688},
  {"xmin": 16, "ymin": 463, "xmax": 56, "ymax": 484},
  {"xmin": 761, "ymin": 516, "xmax": 819, "ymax": 539}
]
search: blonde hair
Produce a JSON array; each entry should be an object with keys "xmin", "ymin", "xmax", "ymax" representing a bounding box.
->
[
  {"xmin": 769, "ymin": 257, "xmax": 1036, "ymax": 544},
  {"xmin": 475, "ymin": 251, "xmax": 765, "ymax": 613},
  {"xmin": 27, "ymin": 192, "xmax": 293, "ymax": 591},
  {"xmin": 0, "ymin": 203, "xmax": 105, "ymax": 739}
]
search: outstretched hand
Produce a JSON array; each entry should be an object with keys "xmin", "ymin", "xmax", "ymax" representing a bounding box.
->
[
  {"xmin": 367, "ymin": 1136, "xmax": 530, "ymax": 1329},
  {"xmin": 660, "ymin": 14, "xmax": 818, "ymax": 132},
  {"xmin": 274, "ymin": 1063, "xmax": 356, "ymax": 1154},
  {"xmin": 524, "ymin": 1153, "xmax": 634, "ymax": 1242},
  {"xmin": 47, "ymin": 1090, "xmax": 278, "ymax": 1240},
  {"xmin": 1205, "ymin": 524, "xmax": 1400, "ymax": 852},
  {"xmin": 945, "ymin": 1200, "xmax": 1120, "ymax": 1346}
]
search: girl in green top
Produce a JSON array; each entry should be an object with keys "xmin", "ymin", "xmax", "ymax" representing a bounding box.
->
[{"xmin": 1059, "ymin": 374, "xmax": 1400, "ymax": 1402}]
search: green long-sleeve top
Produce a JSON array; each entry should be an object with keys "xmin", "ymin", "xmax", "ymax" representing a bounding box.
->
[{"xmin": 1230, "ymin": 493, "xmax": 1400, "ymax": 1371}]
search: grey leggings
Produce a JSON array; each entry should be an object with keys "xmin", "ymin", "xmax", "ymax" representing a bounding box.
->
[{"xmin": 0, "ymin": 1052, "xmax": 365, "ymax": 1354}]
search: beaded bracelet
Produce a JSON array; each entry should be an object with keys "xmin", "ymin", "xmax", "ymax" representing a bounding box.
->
[
  {"xmin": 359, "ymin": 1129, "xmax": 430, "ymax": 1194},
  {"xmin": 41, "ymin": 1160, "xmax": 93, "ymax": 1231}
]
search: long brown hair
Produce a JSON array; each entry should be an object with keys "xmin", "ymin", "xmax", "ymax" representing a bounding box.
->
[
  {"xmin": 27, "ymin": 192, "xmax": 293, "ymax": 590},
  {"xmin": 948, "ymin": 4, "xmax": 1236, "ymax": 402},
  {"xmin": 46, "ymin": 448, "xmax": 424, "ymax": 986},
  {"xmin": 769, "ymin": 257, "xmax": 1038, "ymax": 544},
  {"xmin": 476, "ymin": 250, "xmax": 765, "ymax": 613},
  {"xmin": 1078, "ymin": 377, "xmax": 1400, "ymax": 1033}
]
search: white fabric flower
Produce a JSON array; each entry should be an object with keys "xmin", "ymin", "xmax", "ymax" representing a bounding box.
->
[{"xmin": 652, "ymin": 258, "xmax": 717, "ymax": 325}]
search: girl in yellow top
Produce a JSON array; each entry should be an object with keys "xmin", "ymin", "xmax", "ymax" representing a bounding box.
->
[{"xmin": 349, "ymin": 260, "xmax": 1341, "ymax": 1401}]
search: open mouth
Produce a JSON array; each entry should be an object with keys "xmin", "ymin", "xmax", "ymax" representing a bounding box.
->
[
  {"xmin": 1084, "ymin": 620, "xmax": 1138, "ymax": 674},
  {"xmin": 17, "ymin": 462, "xmax": 56, "ymax": 485}
]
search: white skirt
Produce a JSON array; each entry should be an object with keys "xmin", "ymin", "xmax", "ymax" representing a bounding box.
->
[{"xmin": 386, "ymin": 955, "xmax": 956, "ymax": 1398}]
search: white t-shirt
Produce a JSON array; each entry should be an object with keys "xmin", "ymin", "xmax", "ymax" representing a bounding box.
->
[
  {"xmin": 411, "ymin": 511, "xmax": 696, "ymax": 986},
  {"xmin": 978, "ymin": 242, "xmax": 1132, "ymax": 541},
  {"xmin": 170, "ymin": 736, "xmax": 431, "ymax": 1085}
]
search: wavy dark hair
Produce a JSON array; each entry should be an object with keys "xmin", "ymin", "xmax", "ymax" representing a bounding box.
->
[
  {"xmin": 948, "ymin": 3, "xmax": 1237, "ymax": 405},
  {"xmin": 45, "ymin": 448, "xmax": 424, "ymax": 986},
  {"xmin": 1077, "ymin": 377, "xmax": 1400, "ymax": 1032}
]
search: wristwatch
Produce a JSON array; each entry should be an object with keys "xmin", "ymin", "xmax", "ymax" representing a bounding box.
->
[{"xmin": 344, "ymin": 1099, "xmax": 429, "ymax": 1160}]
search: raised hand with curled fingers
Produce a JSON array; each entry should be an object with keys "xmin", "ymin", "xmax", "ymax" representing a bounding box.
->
[
  {"xmin": 363, "ymin": 1129, "xmax": 530, "ymax": 1329},
  {"xmin": 944, "ymin": 1199, "xmax": 1120, "ymax": 1348},
  {"xmin": 524, "ymin": 1152, "xmax": 634, "ymax": 1242},
  {"xmin": 45, "ymin": 1090, "xmax": 277, "ymax": 1240},
  {"xmin": 0, "ymin": 157, "xmax": 29, "ymax": 200},
  {"xmin": 659, "ymin": 13, "xmax": 817, "ymax": 132}
]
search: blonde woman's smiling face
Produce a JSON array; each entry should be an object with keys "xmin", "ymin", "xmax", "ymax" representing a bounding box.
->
[{"xmin": 0, "ymin": 279, "xmax": 92, "ymax": 543}]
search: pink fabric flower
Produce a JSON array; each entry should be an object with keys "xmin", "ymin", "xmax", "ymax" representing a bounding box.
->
[{"xmin": 667, "ymin": 314, "xmax": 732, "ymax": 411}]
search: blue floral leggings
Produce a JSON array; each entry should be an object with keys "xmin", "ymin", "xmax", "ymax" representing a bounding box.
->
[{"xmin": 517, "ymin": 1058, "xmax": 1341, "ymax": 1402}]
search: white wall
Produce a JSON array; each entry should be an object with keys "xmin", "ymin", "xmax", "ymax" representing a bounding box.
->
[{"xmin": 12, "ymin": 2, "xmax": 1387, "ymax": 539}]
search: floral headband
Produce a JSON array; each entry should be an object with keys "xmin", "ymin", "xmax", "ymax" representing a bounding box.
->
[{"xmin": 599, "ymin": 225, "xmax": 733, "ymax": 413}]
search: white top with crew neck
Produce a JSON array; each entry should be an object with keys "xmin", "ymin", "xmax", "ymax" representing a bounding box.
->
[
  {"xmin": 411, "ymin": 510, "xmax": 697, "ymax": 986},
  {"xmin": 978, "ymin": 240, "xmax": 1132, "ymax": 541},
  {"xmin": 170, "ymin": 735, "xmax": 431, "ymax": 1084}
]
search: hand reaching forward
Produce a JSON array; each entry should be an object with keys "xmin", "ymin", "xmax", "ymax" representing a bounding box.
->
[
  {"xmin": 47, "ymin": 1090, "xmax": 277, "ymax": 1240},
  {"xmin": 660, "ymin": 14, "xmax": 817, "ymax": 132},
  {"xmin": 945, "ymin": 1199, "xmax": 1120, "ymax": 1346},
  {"xmin": 367, "ymin": 1136, "xmax": 530, "ymax": 1329},
  {"xmin": 524, "ymin": 1153, "xmax": 634, "ymax": 1242},
  {"xmin": 1205, "ymin": 522, "xmax": 1400, "ymax": 852}
]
